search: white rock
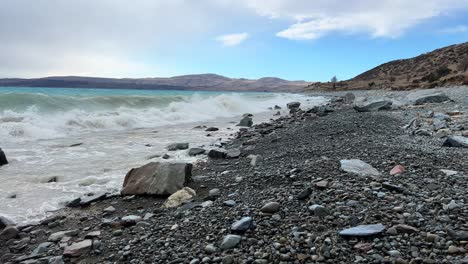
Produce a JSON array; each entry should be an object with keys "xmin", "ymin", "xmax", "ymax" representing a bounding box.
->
[
  {"xmin": 163, "ymin": 187, "xmax": 196, "ymax": 208},
  {"xmin": 340, "ymin": 159, "xmax": 380, "ymax": 176}
]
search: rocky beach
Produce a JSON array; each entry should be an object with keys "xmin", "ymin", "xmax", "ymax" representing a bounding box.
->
[{"xmin": 1, "ymin": 87, "xmax": 467, "ymax": 264}]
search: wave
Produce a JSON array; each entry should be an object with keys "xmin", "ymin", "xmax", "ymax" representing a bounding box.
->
[{"xmin": 0, "ymin": 91, "xmax": 322, "ymax": 142}]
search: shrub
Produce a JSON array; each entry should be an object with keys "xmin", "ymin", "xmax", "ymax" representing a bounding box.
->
[{"xmin": 368, "ymin": 82, "xmax": 375, "ymax": 88}]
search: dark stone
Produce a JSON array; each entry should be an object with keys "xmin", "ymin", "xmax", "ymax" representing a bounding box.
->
[
  {"xmin": 231, "ymin": 217, "xmax": 254, "ymax": 233},
  {"xmin": 205, "ymin": 127, "xmax": 219, "ymax": 131},
  {"xmin": 69, "ymin": 143, "xmax": 83, "ymax": 147},
  {"xmin": 225, "ymin": 148, "xmax": 241, "ymax": 159},
  {"xmin": 0, "ymin": 215, "xmax": 15, "ymax": 230},
  {"xmin": 296, "ymin": 188, "xmax": 312, "ymax": 200},
  {"xmin": 274, "ymin": 105, "xmax": 282, "ymax": 110},
  {"xmin": 188, "ymin": 148, "xmax": 206, "ymax": 156},
  {"xmin": 443, "ymin": 136, "xmax": 468, "ymax": 148},
  {"xmin": 0, "ymin": 148, "xmax": 8, "ymax": 166},
  {"xmin": 414, "ymin": 93, "xmax": 451, "ymax": 105},
  {"xmin": 0, "ymin": 226, "xmax": 18, "ymax": 240},
  {"xmin": 237, "ymin": 116, "xmax": 253, "ymax": 127},
  {"xmin": 167, "ymin": 143, "xmax": 189, "ymax": 151},
  {"xmin": 79, "ymin": 192, "xmax": 108, "ymax": 206},
  {"xmin": 287, "ymin": 102, "xmax": 301, "ymax": 109},
  {"xmin": 354, "ymin": 101, "xmax": 392, "ymax": 112},
  {"xmin": 162, "ymin": 154, "xmax": 170, "ymax": 159},
  {"xmin": 207, "ymin": 149, "xmax": 226, "ymax": 159}
]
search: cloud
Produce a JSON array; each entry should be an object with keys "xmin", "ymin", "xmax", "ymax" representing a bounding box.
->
[
  {"xmin": 440, "ymin": 25, "xmax": 468, "ymax": 34},
  {"xmin": 216, "ymin": 33, "xmax": 249, "ymax": 46},
  {"xmin": 238, "ymin": 0, "xmax": 468, "ymax": 40}
]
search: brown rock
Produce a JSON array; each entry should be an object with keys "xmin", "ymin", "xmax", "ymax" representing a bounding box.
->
[
  {"xmin": 315, "ymin": 180, "xmax": 330, "ymax": 189},
  {"xmin": 390, "ymin": 165, "xmax": 405, "ymax": 175}
]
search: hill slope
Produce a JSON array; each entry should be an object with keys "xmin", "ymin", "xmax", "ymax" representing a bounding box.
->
[
  {"xmin": 0, "ymin": 74, "xmax": 310, "ymax": 92},
  {"xmin": 308, "ymin": 42, "xmax": 468, "ymax": 90}
]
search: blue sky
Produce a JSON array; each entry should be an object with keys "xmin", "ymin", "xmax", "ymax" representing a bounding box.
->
[{"xmin": 1, "ymin": 0, "xmax": 467, "ymax": 82}]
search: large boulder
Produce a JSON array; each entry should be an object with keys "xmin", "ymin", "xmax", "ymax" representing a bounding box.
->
[
  {"xmin": 354, "ymin": 100, "xmax": 392, "ymax": 112},
  {"xmin": 443, "ymin": 136, "xmax": 468, "ymax": 148},
  {"xmin": 0, "ymin": 148, "xmax": 8, "ymax": 166},
  {"xmin": 414, "ymin": 93, "xmax": 451, "ymax": 105},
  {"xmin": 237, "ymin": 116, "xmax": 253, "ymax": 127},
  {"xmin": 121, "ymin": 162, "xmax": 192, "ymax": 196},
  {"xmin": 0, "ymin": 216, "xmax": 15, "ymax": 230}
]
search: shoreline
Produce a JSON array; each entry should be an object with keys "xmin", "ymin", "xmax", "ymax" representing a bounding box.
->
[{"xmin": 1, "ymin": 87, "xmax": 467, "ymax": 263}]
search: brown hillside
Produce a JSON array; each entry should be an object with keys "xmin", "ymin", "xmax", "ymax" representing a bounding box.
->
[{"xmin": 308, "ymin": 42, "xmax": 468, "ymax": 91}]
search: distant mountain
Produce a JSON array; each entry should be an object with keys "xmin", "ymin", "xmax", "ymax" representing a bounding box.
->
[
  {"xmin": 307, "ymin": 42, "xmax": 468, "ymax": 90},
  {"xmin": 0, "ymin": 74, "xmax": 310, "ymax": 92}
]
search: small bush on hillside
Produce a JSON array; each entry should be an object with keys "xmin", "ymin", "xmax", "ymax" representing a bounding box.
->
[{"xmin": 368, "ymin": 82, "xmax": 375, "ymax": 88}]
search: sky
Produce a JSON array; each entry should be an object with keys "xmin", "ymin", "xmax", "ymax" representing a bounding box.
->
[{"xmin": 1, "ymin": 0, "xmax": 467, "ymax": 82}]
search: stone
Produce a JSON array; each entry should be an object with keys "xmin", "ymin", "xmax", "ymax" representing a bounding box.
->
[
  {"xmin": 225, "ymin": 148, "xmax": 241, "ymax": 159},
  {"xmin": 220, "ymin": 235, "xmax": 242, "ymax": 250},
  {"xmin": 0, "ymin": 148, "xmax": 8, "ymax": 166},
  {"xmin": 121, "ymin": 162, "xmax": 192, "ymax": 196},
  {"xmin": 0, "ymin": 226, "xmax": 18, "ymax": 240},
  {"xmin": 48, "ymin": 230, "xmax": 79, "ymax": 242},
  {"xmin": 287, "ymin": 102, "xmax": 301, "ymax": 109},
  {"xmin": 201, "ymin": 201, "xmax": 213, "ymax": 207},
  {"xmin": 163, "ymin": 187, "xmax": 196, "ymax": 208},
  {"xmin": 393, "ymin": 224, "xmax": 419, "ymax": 233},
  {"xmin": 162, "ymin": 154, "xmax": 170, "ymax": 159},
  {"xmin": 339, "ymin": 224, "xmax": 386, "ymax": 237},
  {"xmin": 340, "ymin": 159, "xmax": 380, "ymax": 176},
  {"xmin": 103, "ymin": 206, "xmax": 116, "ymax": 213},
  {"xmin": 188, "ymin": 148, "xmax": 206, "ymax": 156},
  {"xmin": 207, "ymin": 149, "xmax": 227, "ymax": 159},
  {"xmin": 85, "ymin": 231, "xmax": 101, "ymax": 239},
  {"xmin": 388, "ymin": 250, "xmax": 401, "ymax": 258},
  {"xmin": 354, "ymin": 100, "xmax": 392, "ymax": 112},
  {"xmin": 237, "ymin": 116, "xmax": 253, "ymax": 127},
  {"xmin": 414, "ymin": 93, "xmax": 451, "ymax": 105},
  {"xmin": 308, "ymin": 204, "xmax": 329, "ymax": 217},
  {"xmin": 223, "ymin": 200, "xmax": 236, "ymax": 207},
  {"xmin": 343, "ymin": 93, "xmax": 356, "ymax": 104},
  {"xmin": 274, "ymin": 105, "xmax": 282, "ymax": 109},
  {"xmin": 260, "ymin": 202, "xmax": 280, "ymax": 214},
  {"xmin": 390, "ymin": 165, "xmax": 405, "ymax": 175},
  {"xmin": 205, "ymin": 127, "xmax": 219, "ymax": 131},
  {"xmin": 63, "ymin": 239, "xmax": 93, "ymax": 257},
  {"xmin": 443, "ymin": 136, "xmax": 468, "ymax": 148},
  {"xmin": 208, "ymin": 188, "xmax": 220, "ymax": 197},
  {"xmin": 78, "ymin": 192, "xmax": 108, "ymax": 207},
  {"xmin": 167, "ymin": 143, "xmax": 189, "ymax": 151},
  {"xmin": 296, "ymin": 188, "xmax": 312, "ymax": 200},
  {"xmin": 447, "ymin": 245, "xmax": 463, "ymax": 254},
  {"xmin": 426, "ymin": 233, "xmax": 440, "ymax": 243},
  {"xmin": 32, "ymin": 242, "xmax": 53, "ymax": 255},
  {"xmin": 315, "ymin": 180, "xmax": 330, "ymax": 189},
  {"xmin": 0, "ymin": 215, "xmax": 15, "ymax": 229},
  {"xmin": 354, "ymin": 242, "xmax": 373, "ymax": 252},
  {"xmin": 48, "ymin": 256, "xmax": 64, "ymax": 264},
  {"xmin": 205, "ymin": 244, "xmax": 218, "ymax": 254},
  {"xmin": 249, "ymin": 155, "xmax": 263, "ymax": 166},
  {"xmin": 440, "ymin": 169, "xmax": 458, "ymax": 176},
  {"xmin": 231, "ymin": 217, "xmax": 253, "ymax": 232}
]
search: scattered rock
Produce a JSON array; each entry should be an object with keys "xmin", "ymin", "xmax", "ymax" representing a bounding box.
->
[
  {"xmin": 63, "ymin": 239, "xmax": 93, "ymax": 257},
  {"xmin": 260, "ymin": 202, "xmax": 280, "ymax": 214},
  {"xmin": 390, "ymin": 165, "xmax": 405, "ymax": 175},
  {"xmin": 208, "ymin": 149, "xmax": 227, "ymax": 159},
  {"xmin": 354, "ymin": 100, "xmax": 392, "ymax": 112},
  {"xmin": 163, "ymin": 187, "xmax": 196, "ymax": 208},
  {"xmin": 414, "ymin": 93, "xmax": 451, "ymax": 105},
  {"xmin": 339, "ymin": 224, "xmax": 386, "ymax": 237},
  {"xmin": 0, "ymin": 226, "xmax": 18, "ymax": 240},
  {"xmin": 188, "ymin": 148, "xmax": 206, "ymax": 156},
  {"xmin": 225, "ymin": 148, "xmax": 241, "ymax": 159},
  {"xmin": 287, "ymin": 102, "xmax": 301, "ymax": 109},
  {"xmin": 340, "ymin": 159, "xmax": 381, "ymax": 176},
  {"xmin": 220, "ymin": 235, "xmax": 242, "ymax": 250},
  {"xmin": 121, "ymin": 162, "xmax": 192, "ymax": 196},
  {"xmin": 443, "ymin": 136, "xmax": 468, "ymax": 148},
  {"xmin": 237, "ymin": 116, "xmax": 253, "ymax": 127},
  {"xmin": 167, "ymin": 143, "xmax": 189, "ymax": 151},
  {"xmin": 231, "ymin": 217, "xmax": 254, "ymax": 233}
]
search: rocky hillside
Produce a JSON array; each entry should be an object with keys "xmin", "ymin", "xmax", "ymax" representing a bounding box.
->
[
  {"xmin": 0, "ymin": 74, "xmax": 309, "ymax": 92},
  {"xmin": 308, "ymin": 42, "xmax": 468, "ymax": 91}
]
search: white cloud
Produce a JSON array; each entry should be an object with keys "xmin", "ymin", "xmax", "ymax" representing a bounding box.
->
[
  {"xmin": 440, "ymin": 25, "xmax": 468, "ymax": 34},
  {"xmin": 216, "ymin": 33, "xmax": 249, "ymax": 46},
  {"xmin": 237, "ymin": 0, "xmax": 468, "ymax": 40}
]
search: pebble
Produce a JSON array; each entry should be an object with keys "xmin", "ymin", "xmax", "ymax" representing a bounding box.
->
[
  {"xmin": 260, "ymin": 202, "xmax": 280, "ymax": 213},
  {"xmin": 220, "ymin": 235, "xmax": 242, "ymax": 249}
]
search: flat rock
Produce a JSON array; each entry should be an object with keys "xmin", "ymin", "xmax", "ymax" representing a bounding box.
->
[
  {"xmin": 48, "ymin": 230, "xmax": 79, "ymax": 242},
  {"xmin": 225, "ymin": 148, "xmax": 241, "ymax": 159},
  {"xmin": 208, "ymin": 149, "xmax": 227, "ymax": 159},
  {"xmin": 121, "ymin": 162, "xmax": 192, "ymax": 196},
  {"xmin": 188, "ymin": 148, "xmax": 206, "ymax": 156},
  {"xmin": 0, "ymin": 226, "xmax": 18, "ymax": 240},
  {"xmin": 220, "ymin": 235, "xmax": 242, "ymax": 250},
  {"xmin": 260, "ymin": 202, "xmax": 280, "ymax": 214},
  {"xmin": 339, "ymin": 224, "xmax": 386, "ymax": 237},
  {"xmin": 167, "ymin": 143, "xmax": 189, "ymax": 151},
  {"xmin": 340, "ymin": 159, "xmax": 381, "ymax": 176},
  {"xmin": 354, "ymin": 100, "xmax": 392, "ymax": 112},
  {"xmin": 205, "ymin": 127, "xmax": 219, "ymax": 131},
  {"xmin": 63, "ymin": 239, "xmax": 92, "ymax": 257},
  {"xmin": 443, "ymin": 136, "xmax": 468, "ymax": 148},
  {"xmin": 231, "ymin": 217, "xmax": 253, "ymax": 233},
  {"xmin": 414, "ymin": 93, "xmax": 451, "ymax": 105}
]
